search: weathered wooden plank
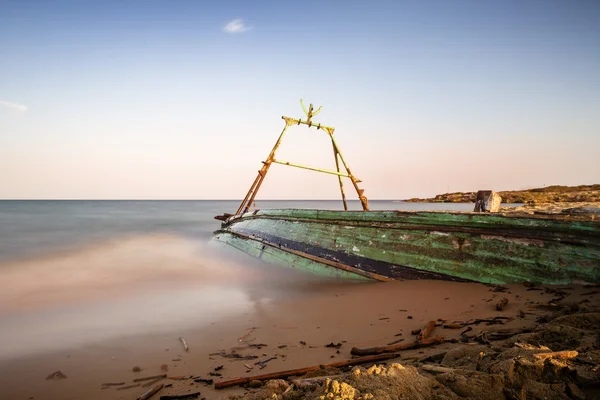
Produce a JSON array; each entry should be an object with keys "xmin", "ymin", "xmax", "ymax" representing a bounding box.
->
[
  {"xmin": 245, "ymin": 209, "xmax": 600, "ymax": 236},
  {"xmin": 215, "ymin": 209, "xmax": 600, "ymax": 285},
  {"xmin": 230, "ymin": 212, "xmax": 600, "ymax": 245},
  {"xmin": 227, "ymin": 224, "xmax": 598, "ymax": 283},
  {"xmin": 213, "ymin": 232, "xmax": 371, "ymax": 281}
]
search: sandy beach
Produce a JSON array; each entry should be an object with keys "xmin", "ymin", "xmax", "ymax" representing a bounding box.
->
[
  {"xmin": 2, "ymin": 264, "xmax": 598, "ymax": 400},
  {"xmin": 0, "ymin": 203, "xmax": 598, "ymax": 400}
]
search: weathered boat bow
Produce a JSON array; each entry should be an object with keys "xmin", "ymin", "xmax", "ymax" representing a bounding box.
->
[{"xmin": 213, "ymin": 101, "xmax": 600, "ymax": 285}]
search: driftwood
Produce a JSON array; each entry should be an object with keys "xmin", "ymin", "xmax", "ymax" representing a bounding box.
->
[
  {"xmin": 137, "ymin": 383, "xmax": 164, "ymax": 400},
  {"xmin": 134, "ymin": 374, "xmax": 167, "ymax": 383},
  {"xmin": 214, "ymin": 353, "xmax": 400, "ymax": 389},
  {"xmin": 159, "ymin": 393, "xmax": 201, "ymax": 400},
  {"xmin": 386, "ymin": 338, "xmax": 405, "ymax": 345},
  {"xmin": 418, "ymin": 321, "xmax": 436, "ymax": 341},
  {"xmin": 255, "ymin": 356, "xmax": 277, "ymax": 369},
  {"xmin": 101, "ymin": 382, "xmax": 125, "ymax": 386},
  {"xmin": 248, "ymin": 343, "xmax": 268, "ymax": 349},
  {"xmin": 117, "ymin": 383, "xmax": 141, "ymax": 390},
  {"xmin": 532, "ymin": 351, "xmax": 578, "ymax": 361},
  {"xmin": 179, "ymin": 337, "xmax": 189, "ymax": 352},
  {"xmin": 443, "ymin": 323, "xmax": 463, "ymax": 329},
  {"xmin": 142, "ymin": 377, "xmax": 165, "ymax": 387},
  {"xmin": 210, "ymin": 351, "xmax": 258, "ymax": 360},
  {"xmin": 461, "ymin": 317, "xmax": 511, "ymax": 326},
  {"xmin": 350, "ymin": 336, "xmax": 445, "ymax": 357},
  {"xmin": 238, "ymin": 327, "xmax": 257, "ymax": 342}
]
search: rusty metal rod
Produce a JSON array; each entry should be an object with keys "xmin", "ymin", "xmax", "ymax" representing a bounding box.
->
[
  {"xmin": 283, "ymin": 112, "xmax": 368, "ymax": 210},
  {"xmin": 237, "ymin": 121, "xmax": 292, "ymax": 215},
  {"xmin": 282, "ymin": 116, "xmax": 334, "ymax": 132},
  {"xmin": 332, "ymin": 139, "xmax": 348, "ymax": 211},
  {"xmin": 271, "ymin": 159, "xmax": 351, "ymax": 178},
  {"xmin": 235, "ymin": 173, "xmax": 262, "ymax": 216},
  {"xmin": 231, "ymin": 105, "xmax": 368, "ymax": 216},
  {"xmin": 330, "ymin": 137, "xmax": 369, "ymax": 210},
  {"xmin": 133, "ymin": 374, "xmax": 168, "ymax": 383}
]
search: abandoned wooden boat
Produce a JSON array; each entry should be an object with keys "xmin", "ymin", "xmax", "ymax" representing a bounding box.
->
[{"xmin": 212, "ymin": 101, "xmax": 600, "ymax": 285}]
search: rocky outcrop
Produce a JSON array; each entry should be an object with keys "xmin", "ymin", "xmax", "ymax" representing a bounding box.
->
[
  {"xmin": 473, "ymin": 191, "xmax": 502, "ymax": 212},
  {"xmin": 227, "ymin": 306, "xmax": 600, "ymax": 400},
  {"xmin": 404, "ymin": 185, "xmax": 600, "ymax": 204}
]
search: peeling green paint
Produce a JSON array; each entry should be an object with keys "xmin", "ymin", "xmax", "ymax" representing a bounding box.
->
[
  {"xmin": 213, "ymin": 209, "xmax": 600, "ymax": 285},
  {"xmin": 212, "ymin": 232, "xmax": 371, "ymax": 281}
]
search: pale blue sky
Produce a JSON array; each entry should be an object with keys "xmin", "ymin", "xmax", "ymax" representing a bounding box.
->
[{"xmin": 1, "ymin": 0, "xmax": 599, "ymax": 199}]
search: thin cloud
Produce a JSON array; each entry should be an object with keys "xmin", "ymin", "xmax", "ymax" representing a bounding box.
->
[
  {"xmin": 0, "ymin": 100, "xmax": 28, "ymax": 113},
  {"xmin": 223, "ymin": 18, "xmax": 251, "ymax": 34}
]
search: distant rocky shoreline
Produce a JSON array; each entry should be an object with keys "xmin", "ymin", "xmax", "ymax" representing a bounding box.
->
[{"xmin": 403, "ymin": 184, "xmax": 600, "ymax": 204}]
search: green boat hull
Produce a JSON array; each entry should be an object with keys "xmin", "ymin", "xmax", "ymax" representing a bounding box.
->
[{"xmin": 212, "ymin": 209, "xmax": 600, "ymax": 285}]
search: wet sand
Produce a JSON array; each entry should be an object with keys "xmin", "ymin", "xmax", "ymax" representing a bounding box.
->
[{"xmin": 2, "ymin": 274, "xmax": 598, "ymax": 400}]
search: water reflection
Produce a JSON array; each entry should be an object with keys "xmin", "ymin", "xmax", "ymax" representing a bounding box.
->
[
  {"xmin": 0, "ymin": 231, "xmax": 350, "ymax": 360},
  {"xmin": 0, "ymin": 285, "xmax": 253, "ymax": 360}
]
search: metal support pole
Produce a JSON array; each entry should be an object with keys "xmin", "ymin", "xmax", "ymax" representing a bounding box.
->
[
  {"xmin": 332, "ymin": 137, "xmax": 348, "ymax": 211},
  {"xmin": 282, "ymin": 116, "xmax": 335, "ymax": 132},
  {"xmin": 271, "ymin": 159, "xmax": 351, "ymax": 177},
  {"xmin": 235, "ymin": 121, "xmax": 292, "ymax": 215},
  {"xmin": 228, "ymin": 100, "xmax": 369, "ymax": 218},
  {"xmin": 330, "ymin": 136, "xmax": 369, "ymax": 211}
]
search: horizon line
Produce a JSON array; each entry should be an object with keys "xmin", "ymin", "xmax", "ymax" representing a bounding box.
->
[{"xmin": 0, "ymin": 198, "xmax": 410, "ymax": 201}]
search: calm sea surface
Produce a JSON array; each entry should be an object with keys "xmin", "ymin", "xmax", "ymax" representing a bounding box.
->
[
  {"xmin": 0, "ymin": 200, "xmax": 475, "ymax": 263},
  {"xmin": 0, "ymin": 200, "xmax": 476, "ymax": 360}
]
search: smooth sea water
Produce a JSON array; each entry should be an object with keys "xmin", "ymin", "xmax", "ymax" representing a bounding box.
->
[
  {"xmin": 0, "ymin": 200, "xmax": 476, "ymax": 360},
  {"xmin": 0, "ymin": 200, "xmax": 474, "ymax": 263}
]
